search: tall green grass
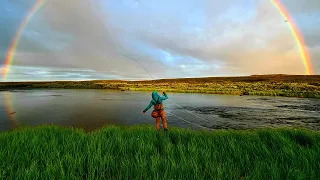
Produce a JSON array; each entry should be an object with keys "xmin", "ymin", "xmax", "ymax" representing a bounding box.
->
[{"xmin": 0, "ymin": 125, "xmax": 319, "ymax": 179}]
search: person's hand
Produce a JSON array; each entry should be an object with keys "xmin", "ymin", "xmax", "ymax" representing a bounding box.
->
[{"xmin": 142, "ymin": 111, "xmax": 146, "ymax": 114}]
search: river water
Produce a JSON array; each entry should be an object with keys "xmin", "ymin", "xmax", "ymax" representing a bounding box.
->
[{"xmin": 1, "ymin": 89, "xmax": 319, "ymax": 132}]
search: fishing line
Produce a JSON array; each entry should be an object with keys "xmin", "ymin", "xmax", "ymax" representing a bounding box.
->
[
  {"xmin": 110, "ymin": 54, "xmax": 154, "ymax": 81},
  {"xmin": 167, "ymin": 99, "xmax": 212, "ymax": 124},
  {"xmin": 167, "ymin": 112, "xmax": 212, "ymax": 130},
  {"xmin": 110, "ymin": 54, "xmax": 213, "ymax": 129},
  {"xmin": 156, "ymin": 111, "xmax": 211, "ymax": 130}
]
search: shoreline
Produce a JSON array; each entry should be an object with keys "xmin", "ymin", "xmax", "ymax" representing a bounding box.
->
[{"xmin": 1, "ymin": 86, "xmax": 320, "ymax": 99}]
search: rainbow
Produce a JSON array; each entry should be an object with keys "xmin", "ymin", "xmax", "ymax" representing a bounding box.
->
[
  {"xmin": 270, "ymin": 0, "xmax": 313, "ymax": 75},
  {"xmin": 2, "ymin": 0, "xmax": 46, "ymax": 78},
  {"xmin": 1, "ymin": 0, "xmax": 314, "ymax": 78}
]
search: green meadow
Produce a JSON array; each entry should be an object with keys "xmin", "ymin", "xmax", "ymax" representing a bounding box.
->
[
  {"xmin": 1, "ymin": 74, "xmax": 320, "ymax": 98},
  {"xmin": 0, "ymin": 125, "xmax": 319, "ymax": 179}
]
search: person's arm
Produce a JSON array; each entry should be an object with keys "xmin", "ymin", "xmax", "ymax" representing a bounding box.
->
[
  {"xmin": 161, "ymin": 92, "xmax": 168, "ymax": 100},
  {"xmin": 143, "ymin": 101, "xmax": 153, "ymax": 113}
]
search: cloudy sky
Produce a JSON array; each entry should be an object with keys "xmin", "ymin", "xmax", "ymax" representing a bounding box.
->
[{"xmin": 0, "ymin": 0, "xmax": 319, "ymax": 81}]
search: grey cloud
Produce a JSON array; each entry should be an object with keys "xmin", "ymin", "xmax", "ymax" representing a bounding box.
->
[
  {"xmin": 280, "ymin": 0, "xmax": 320, "ymax": 50},
  {"xmin": 150, "ymin": 1, "xmax": 317, "ymax": 74},
  {"xmin": 281, "ymin": 0, "xmax": 320, "ymax": 14},
  {"xmin": 0, "ymin": 1, "xmax": 38, "ymax": 53},
  {"xmin": 2, "ymin": 65, "xmax": 151, "ymax": 82},
  {"xmin": 13, "ymin": 0, "xmax": 119, "ymax": 67},
  {"xmin": 303, "ymin": 31, "xmax": 320, "ymax": 49},
  {"xmin": 5, "ymin": 0, "xmax": 320, "ymax": 80}
]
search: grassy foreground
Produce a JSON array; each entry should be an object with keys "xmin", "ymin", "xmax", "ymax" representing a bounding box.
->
[
  {"xmin": 1, "ymin": 74, "xmax": 320, "ymax": 98},
  {"xmin": 0, "ymin": 125, "xmax": 319, "ymax": 179}
]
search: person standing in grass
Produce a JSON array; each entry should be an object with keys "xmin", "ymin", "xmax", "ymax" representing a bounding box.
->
[{"xmin": 143, "ymin": 91, "xmax": 169, "ymax": 132}]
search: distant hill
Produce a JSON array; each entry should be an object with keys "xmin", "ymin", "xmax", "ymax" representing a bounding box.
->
[
  {"xmin": 134, "ymin": 74, "xmax": 320, "ymax": 83},
  {"xmin": 1, "ymin": 74, "xmax": 319, "ymax": 98}
]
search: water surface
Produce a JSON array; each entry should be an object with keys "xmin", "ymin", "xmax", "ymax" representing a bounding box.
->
[{"xmin": 1, "ymin": 89, "xmax": 319, "ymax": 132}]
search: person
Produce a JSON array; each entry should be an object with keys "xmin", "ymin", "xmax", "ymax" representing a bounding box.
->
[{"xmin": 142, "ymin": 91, "xmax": 168, "ymax": 132}]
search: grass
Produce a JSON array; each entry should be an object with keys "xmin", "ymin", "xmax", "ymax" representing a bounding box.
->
[
  {"xmin": 1, "ymin": 74, "xmax": 320, "ymax": 98},
  {"xmin": 0, "ymin": 125, "xmax": 319, "ymax": 179}
]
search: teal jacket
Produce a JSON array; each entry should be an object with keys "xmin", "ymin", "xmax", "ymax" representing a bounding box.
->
[{"xmin": 143, "ymin": 91, "xmax": 168, "ymax": 112}]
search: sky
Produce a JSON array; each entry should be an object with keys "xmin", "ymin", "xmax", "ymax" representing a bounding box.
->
[{"xmin": 0, "ymin": 0, "xmax": 319, "ymax": 81}]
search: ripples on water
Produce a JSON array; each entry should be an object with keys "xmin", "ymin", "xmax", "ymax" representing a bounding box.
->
[{"xmin": 0, "ymin": 89, "xmax": 319, "ymax": 132}]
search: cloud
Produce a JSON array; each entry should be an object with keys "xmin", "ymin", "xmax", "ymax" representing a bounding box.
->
[
  {"xmin": 127, "ymin": 0, "xmax": 305, "ymax": 74},
  {"xmin": 0, "ymin": 0, "xmax": 319, "ymax": 81},
  {"xmin": 281, "ymin": 0, "xmax": 320, "ymax": 14},
  {"xmin": 0, "ymin": 65, "xmax": 154, "ymax": 82},
  {"xmin": 0, "ymin": 1, "xmax": 35, "ymax": 52}
]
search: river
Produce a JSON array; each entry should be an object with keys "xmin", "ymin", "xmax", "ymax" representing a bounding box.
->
[{"xmin": 1, "ymin": 89, "xmax": 319, "ymax": 132}]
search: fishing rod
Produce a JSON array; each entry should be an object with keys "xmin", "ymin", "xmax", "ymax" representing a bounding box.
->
[{"xmin": 110, "ymin": 54, "xmax": 213, "ymax": 131}]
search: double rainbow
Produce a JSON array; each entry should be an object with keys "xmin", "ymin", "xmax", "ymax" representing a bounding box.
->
[{"xmin": 1, "ymin": 0, "xmax": 314, "ymax": 78}]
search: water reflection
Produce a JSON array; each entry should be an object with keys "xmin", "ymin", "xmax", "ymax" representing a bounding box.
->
[{"xmin": 0, "ymin": 89, "xmax": 319, "ymax": 132}]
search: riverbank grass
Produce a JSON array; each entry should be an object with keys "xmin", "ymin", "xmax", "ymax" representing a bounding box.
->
[
  {"xmin": 1, "ymin": 74, "xmax": 320, "ymax": 98},
  {"xmin": 0, "ymin": 125, "xmax": 319, "ymax": 179}
]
